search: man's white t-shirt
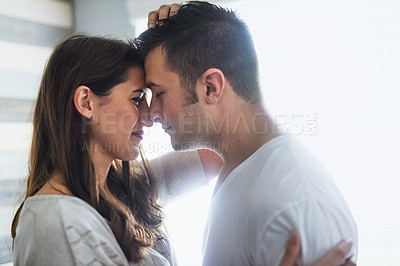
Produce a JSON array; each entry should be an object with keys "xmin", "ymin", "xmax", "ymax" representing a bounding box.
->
[{"xmin": 202, "ymin": 135, "xmax": 358, "ymax": 266}]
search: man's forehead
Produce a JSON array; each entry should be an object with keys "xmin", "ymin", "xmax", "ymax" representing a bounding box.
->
[
  {"xmin": 145, "ymin": 46, "xmax": 165, "ymax": 62},
  {"xmin": 145, "ymin": 48, "xmax": 168, "ymax": 76},
  {"xmin": 146, "ymin": 81, "xmax": 159, "ymax": 89},
  {"xmin": 145, "ymin": 50, "xmax": 179, "ymax": 81}
]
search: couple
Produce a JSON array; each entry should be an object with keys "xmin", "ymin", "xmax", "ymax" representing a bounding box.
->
[{"xmin": 12, "ymin": 1, "xmax": 357, "ymax": 265}]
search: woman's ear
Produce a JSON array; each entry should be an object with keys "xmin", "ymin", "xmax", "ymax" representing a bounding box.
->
[
  {"xmin": 198, "ymin": 68, "xmax": 225, "ymax": 105},
  {"xmin": 73, "ymin": 85, "xmax": 95, "ymax": 119}
]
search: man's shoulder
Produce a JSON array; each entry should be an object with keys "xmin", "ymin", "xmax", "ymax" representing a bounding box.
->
[{"xmin": 239, "ymin": 135, "xmax": 304, "ymax": 175}]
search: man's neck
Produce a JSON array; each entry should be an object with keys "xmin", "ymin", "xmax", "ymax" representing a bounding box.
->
[{"xmin": 213, "ymin": 106, "xmax": 281, "ymax": 194}]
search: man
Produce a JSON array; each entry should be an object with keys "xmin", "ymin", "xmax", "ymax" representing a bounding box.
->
[{"xmin": 138, "ymin": 1, "xmax": 358, "ymax": 265}]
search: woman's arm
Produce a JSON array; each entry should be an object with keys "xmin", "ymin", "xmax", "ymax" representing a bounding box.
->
[{"xmin": 149, "ymin": 150, "xmax": 218, "ymax": 204}]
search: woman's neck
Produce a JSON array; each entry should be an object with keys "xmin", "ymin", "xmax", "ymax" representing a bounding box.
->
[
  {"xmin": 88, "ymin": 143, "xmax": 113, "ymax": 193},
  {"xmin": 35, "ymin": 173, "xmax": 73, "ymax": 196},
  {"xmin": 36, "ymin": 142, "xmax": 114, "ymax": 196}
]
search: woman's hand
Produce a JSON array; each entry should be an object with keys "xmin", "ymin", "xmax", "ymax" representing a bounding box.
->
[
  {"xmin": 197, "ymin": 149, "xmax": 223, "ymax": 181},
  {"xmin": 147, "ymin": 3, "xmax": 181, "ymax": 28},
  {"xmin": 280, "ymin": 231, "xmax": 356, "ymax": 266}
]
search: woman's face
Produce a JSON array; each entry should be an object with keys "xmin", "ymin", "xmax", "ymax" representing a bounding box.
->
[{"xmin": 89, "ymin": 66, "xmax": 149, "ymax": 162}]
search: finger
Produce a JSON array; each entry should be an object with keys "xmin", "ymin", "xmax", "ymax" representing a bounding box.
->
[
  {"xmin": 169, "ymin": 3, "xmax": 181, "ymax": 16},
  {"xmin": 314, "ymin": 239, "xmax": 353, "ymax": 266},
  {"xmin": 148, "ymin": 10, "xmax": 159, "ymax": 28},
  {"xmin": 343, "ymin": 257, "xmax": 356, "ymax": 266},
  {"xmin": 158, "ymin": 4, "xmax": 172, "ymax": 20},
  {"xmin": 280, "ymin": 230, "xmax": 301, "ymax": 266}
]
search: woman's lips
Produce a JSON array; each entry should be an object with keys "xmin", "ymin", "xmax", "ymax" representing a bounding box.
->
[{"xmin": 131, "ymin": 130, "xmax": 144, "ymax": 140}]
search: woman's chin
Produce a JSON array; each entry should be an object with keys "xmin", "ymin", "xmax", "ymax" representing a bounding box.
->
[{"xmin": 119, "ymin": 148, "xmax": 140, "ymax": 161}]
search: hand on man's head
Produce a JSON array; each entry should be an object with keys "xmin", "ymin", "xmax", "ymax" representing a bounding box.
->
[{"xmin": 147, "ymin": 3, "xmax": 181, "ymax": 28}]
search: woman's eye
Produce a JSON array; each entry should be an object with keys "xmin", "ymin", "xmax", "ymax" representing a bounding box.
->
[
  {"xmin": 155, "ymin": 92, "xmax": 164, "ymax": 97},
  {"xmin": 131, "ymin": 92, "xmax": 147, "ymax": 106},
  {"xmin": 131, "ymin": 97, "xmax": 145, "ymax": 106}
]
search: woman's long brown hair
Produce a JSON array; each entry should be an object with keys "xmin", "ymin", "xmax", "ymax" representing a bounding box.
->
[{"xmin": 11, "ymin": 34, "xmax": 163, "ymax": 262}]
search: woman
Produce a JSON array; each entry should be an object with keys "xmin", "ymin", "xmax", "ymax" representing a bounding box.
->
[{"xmin": 11, "ymin": 34, "xmax": 196, "ymax": 265}]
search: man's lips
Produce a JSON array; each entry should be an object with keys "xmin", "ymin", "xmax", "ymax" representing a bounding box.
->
[
  {"xmin": 163, "ymin": 126, "xmax": 172, "ymax": 133},
  {"xmin": 131, "ymin": 130, "xmax": 144, "ymax": 140}
]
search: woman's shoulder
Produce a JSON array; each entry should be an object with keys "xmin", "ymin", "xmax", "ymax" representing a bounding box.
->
[
  {"xmin": 23, "ymin": 194, "xmax": 111, "ymax": 231},
  {"xmin": 24, "ymin": 194, "xmax": 98, "ymax": 217},
  {"xmin": 16, "ymin": 194, "xmax": 129, "ymax": 265}
]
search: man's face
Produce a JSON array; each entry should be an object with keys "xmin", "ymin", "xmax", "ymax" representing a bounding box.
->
[{"xmin": 144, "ymin": 46, "xmax": 203, "ymax": 151}]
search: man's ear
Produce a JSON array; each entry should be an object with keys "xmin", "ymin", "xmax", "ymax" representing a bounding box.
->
[
  {"xmin": 73, "ymin": 85, "xmax": 95, "ymax": 119},
  {"xmin": 198, "ymin": 68, "xmax": 225, "ymax": 104}
]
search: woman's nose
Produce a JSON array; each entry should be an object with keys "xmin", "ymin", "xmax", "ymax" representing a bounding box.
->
[
  {"xmin": 149, "ymin": 97, "xmax": 162, "ymax": 123},
  {"xmin": 138, "ymin": 100, "xmax": 153, "ymax": 127}
]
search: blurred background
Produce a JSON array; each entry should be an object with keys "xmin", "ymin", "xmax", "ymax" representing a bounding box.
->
[{"xmin": 0, "ymin": 0, "xmax": 399, "ymax": 265}]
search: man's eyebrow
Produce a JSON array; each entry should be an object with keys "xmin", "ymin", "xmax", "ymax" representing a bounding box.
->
[{"xmin": 132, "ymin": 89, "xmax": 144, "ymax": 93}]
